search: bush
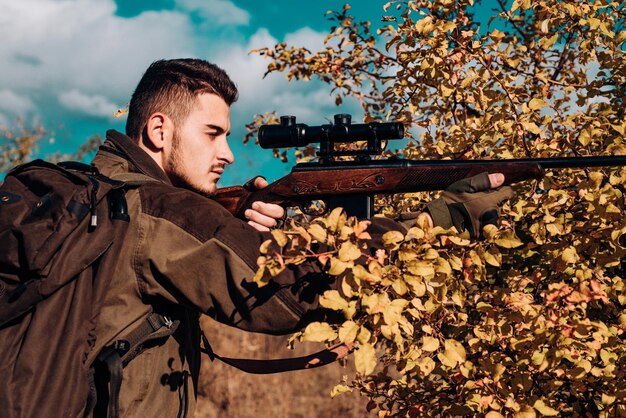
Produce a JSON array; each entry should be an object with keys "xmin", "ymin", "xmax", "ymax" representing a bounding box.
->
[{"xmin": 251, "ymin": 1, "xmax": 626, "ymax": 415}]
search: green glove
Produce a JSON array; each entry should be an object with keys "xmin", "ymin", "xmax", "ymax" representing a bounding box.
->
[{"xmin": 426, "ymin": 172, "xmax": 513, "ymax": 238}]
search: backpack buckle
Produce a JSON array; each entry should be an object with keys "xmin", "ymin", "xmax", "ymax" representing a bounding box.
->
[
  {"xmin": 163, "ymin": 316, "xmax": 174, "ymax": 328},
  {"xmin": 112, "ymin": 340, "xmax": 131, "ymax": 356}
]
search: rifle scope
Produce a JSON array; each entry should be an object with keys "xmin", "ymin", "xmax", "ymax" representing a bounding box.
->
[{"xmin": 258, "ymin": 114, "xmax": 404, "ymax": 149}]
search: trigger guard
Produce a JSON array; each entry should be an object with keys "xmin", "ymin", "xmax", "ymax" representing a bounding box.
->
[{"xmin": 300, "ymin": 200, "xmax": 327, "ymax": 216}]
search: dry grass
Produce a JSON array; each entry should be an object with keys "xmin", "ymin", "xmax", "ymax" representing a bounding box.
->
[{"xmin": 196, "ymin": 317, "xmax": 370, "ymax": 418}]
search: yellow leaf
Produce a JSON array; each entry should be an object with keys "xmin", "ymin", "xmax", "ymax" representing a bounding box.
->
[
  {"xmin": 406, "ymin": 275, "xmax": 426, "ymax": 296},
  {"xmin": 382, "ymin": 230, "xmax": 404, "ymax": 246},
  {"xmin": 392, "ymin": 279, "xmax": 408, "ymax": 295},
  {"xmin": 589, "ymin": 171, "xmax": 603, "ymax": 189},
  {"xmin": 434, "ymin": 258, "xmax": 452, "ymax": 275},
  {"xmin": 271, "ymin": 229, "xmax": 288, "ymax": 247},
  {"xmin": 424, "ymin": 249, "xmax": 439, "ymax": 260},
  {"xmin": 416, "ymin": 356, "xmax": 436, "ymax": 376},
  {"xmin": 341, "ymin": 300, "xmax": 357, "ymax": 320},
  {"xmin": 606, "ymin": 203, "xmax": 621, "ymax": 214},
  {"xmin": 437, "ymin": 350, "xmax": 457, "ymax": 368},
  {"xmin": 561, "ymin": 247, "xmax": 578, "ymax": 264},
  {"xmin": 382, "ymin": 299, "xmax": 407, "ymax": 326},
  {"xmin": 398, "ymin": 249, "xmax": 418, "ymax": 262},
  {"xmin": 364, "ymin": 293, "xmax": 389, "ymax": 314},
  {"xmin": 330, "ymin": 384, "xmax": 352, "ymax": 398},
  {"xmin": 483, "ymin": 224, "xmax": 498, "ymax": 240},
  {"xmin": 259, "ymin": 239, "xmax": 273, "ymax": 254},
  {"xmin": 539, "ymin": 32, "xmax": 558, "ymax": 49},
  {"xmin": 406, "ymin": 227, "xmax": 425, "ymax": 240},
  {"xmin": 521, "ymin": 121, "xmax": 542, "ymax": 135},
  {"xmin": 461, "ymin": 74, "xmax": 478, "ymax": 88},
  {"xmin": 357, "ymin": 325, "xmax": 372, "ymax": 344},
  {"xmin": 252, "ymin": 266, "xmax": 268, "ymax": 287},
  {"xmin": 407, "ymin": 260, "xmax": 435, "ymax": 277},
  {"xmin": 308, "ymin": 223, "xmax": 327, "ymax": 243},
  {"xmin": 449, "ymin": 254, "xmax": 463, "ymax": 270},
  {"xmin": 514, "ymin": 406, "xmax": 537, "ymax": 418},
  {"xmin": 602, "ymin": 393, "xmax": 616, "ymax": 406},
  {"xmin": 301, "ymin": 322, "xmax": 337, "ymax": 342},
  {"xmin": 441, "ymin": 84, "xmax": 455, "ymax": 98},
  {"xmin": 533, "ymin": 399, "xmax": 559, "ymax": 416},
  {"xmin": 326, "ymin": 207, "xmax": 345, "ymax": 233},
  {"xmin": 528, "ymin": 98, "xmax": 546, "ymax": 111},
  {"xmin": 113, "ymin": 108, "xmax": 128, "ymax": 118},
  {"xmin": 447, "ymin": 235, "xmax": 471, "ymax": 246},
  {"xmin": 339, "ymin": 241, "xmax": 362, "ymax": 261},
  {"xmin": 484, "ymin": 247, "xmax": 502, "ymax": 267},
  {"xmin": 339, "ymin": 225, "xmax": 353, "ymax": 241},
  {"xmin": 578, "ymin": 128, "xmax": 591, "ymax": 146},
  {"xmin": 338, "ymin": 320, "xmax": 359, "ymax": 343},
  {"xmin": 444, "ymin": 339, "xmax": 466, "ymax": 363},
  {"xmin": 320, "ymin": 290, "xmax": 349, "ymax": 311},
  {"xmin": 495, "ymin": 230, "xmax": 523, "ymax": 248},
  {"xmin": 353, "ymin": 264, "xmax": 380, "ymax": 283},
  {"xmin": 354, "ymin": 343, "xmax": 377, "ymax": 375},
  {"xmin": 422, "ymin": 336, "xmax": 440, "ymax": 352},
  {"xmin": 599, "ymin": 22, "xmax": 614, "ymax": 38},
  {"xmin": 329, "ymin": 258, "xmax": 352, "ymax": 276},
  {"xmin": 588, "ymin": 17, "xmax": 601, "ymax": 30}
]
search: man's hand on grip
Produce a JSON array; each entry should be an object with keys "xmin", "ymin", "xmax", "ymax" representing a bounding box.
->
[
  {"xmin": 425, "ymin": 172, "xmax": 513, "ymax": 238},
  {"xmin": 242, "ymin": 176, "xmax": 285, "ymax": 231}
]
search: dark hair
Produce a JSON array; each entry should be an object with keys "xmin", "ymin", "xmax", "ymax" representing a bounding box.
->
[{"xmin": 125, "ymin": 58, "xmax": 238, "ymax": 139}]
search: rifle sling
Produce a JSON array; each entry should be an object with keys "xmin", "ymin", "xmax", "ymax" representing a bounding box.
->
[{"xmin": 200, "ymin": 331, "xmax": 354, "ymax": 374}]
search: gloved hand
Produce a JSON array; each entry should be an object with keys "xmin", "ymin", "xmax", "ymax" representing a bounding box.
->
[{"xmin": 425, "ymin": 172, "xmax": 513, "ymax": 238}]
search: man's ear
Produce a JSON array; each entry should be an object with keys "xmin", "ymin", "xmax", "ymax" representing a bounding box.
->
[{"xmin": 144, "ymin": 112, "xmax": 171, "ymax": 151}]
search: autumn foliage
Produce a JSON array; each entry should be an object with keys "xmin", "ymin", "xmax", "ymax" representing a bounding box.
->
[{"xmin": 250, "ymin": 1, "xmax": 626, "ymax": 416}]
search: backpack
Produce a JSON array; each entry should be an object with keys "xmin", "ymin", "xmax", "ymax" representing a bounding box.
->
[
  {"xmin": 0, "ymin": 159, "xmax": 178, "ymax": 418},
  {"xmin": 0, "ymin": 159, "xmax": 352, "ymax": 417}
]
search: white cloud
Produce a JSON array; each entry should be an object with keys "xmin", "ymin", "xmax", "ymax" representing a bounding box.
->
[
  {"xmin": 284, "ymin": 27, "xmax": 327, "ymax": 52},
  {"xmin": 58, "ymin": 90, "xmax": 118, "ymax": 118},
  {"xmin": 215, "ymin": 27, "xmax": 351, "ymax": 122},
  {"xmin": 0, "ymin": 0, "xmax": 198, "ymax": 112},
  {"xmin": 176, "ymin": 0, "xmax": 249, "ymax": 25},
  {"xmin": 0, "ymin": 112, "xmax": 9, "ymax": 128},
  {"xmin": 0, "ymin": 0, "xmax": 340, "ymax": 123},
  {"xmin": 0, "ymin": 90, "xmax": 36, "ymax": 114}
]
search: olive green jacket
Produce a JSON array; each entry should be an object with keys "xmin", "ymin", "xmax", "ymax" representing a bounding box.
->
[{"xmin": 88, "ymin": 130, "xmax": 404, "ymax": 417}]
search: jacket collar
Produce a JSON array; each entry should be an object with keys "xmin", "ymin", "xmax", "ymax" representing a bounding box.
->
[{"xmin": 103, "ymin": 130, "xmax": 172, "ymax": 185}]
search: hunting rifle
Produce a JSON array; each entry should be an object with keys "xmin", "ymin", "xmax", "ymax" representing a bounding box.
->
[{"xmin": 214, "ymin": 114, "xmax": 626, "ymax": 219}]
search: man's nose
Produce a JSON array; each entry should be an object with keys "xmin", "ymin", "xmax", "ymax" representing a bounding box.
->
[{"xmin": 218, "ymin": 138, "xmax": 234, "ymax": 165}]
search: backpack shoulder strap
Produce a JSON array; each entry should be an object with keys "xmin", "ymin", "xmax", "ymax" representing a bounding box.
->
[
  {"xmin": 91, "ymin": 313, "xmax": 180, "ymax": 418},
  {"xmin": 107, "ymin": 172, "xmax": 159, "ymax": 186}
]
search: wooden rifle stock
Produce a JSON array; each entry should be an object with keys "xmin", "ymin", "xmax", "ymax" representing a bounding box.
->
[{"xmin": 213, "ymin": 156, "xmax": 626, "ymax": 218}]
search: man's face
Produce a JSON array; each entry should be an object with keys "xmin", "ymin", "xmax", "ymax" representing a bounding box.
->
[{"xmin": 164, "ymin": 93, "xmax": 234, "ymax": 195}]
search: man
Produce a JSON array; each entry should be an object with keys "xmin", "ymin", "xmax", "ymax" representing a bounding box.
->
[{"xmin": 88, "ymin": 58, "xmax": 510, "ymax": 417}]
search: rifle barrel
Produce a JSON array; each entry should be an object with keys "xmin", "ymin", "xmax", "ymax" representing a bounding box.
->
[{"xmin": 530, "ymin": 156, "xmax": 626, "ymax": 169}]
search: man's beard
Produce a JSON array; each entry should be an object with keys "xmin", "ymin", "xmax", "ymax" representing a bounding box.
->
[{"xmin": 165, "ymin": 131, "xmax": 215, "ymax": 196}]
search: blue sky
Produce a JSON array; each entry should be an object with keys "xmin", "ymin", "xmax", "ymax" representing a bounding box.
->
[
  {"xmin": 0, "ymin": 0, "xmax": 389, "ymax": 184},
  {"xmin": 1, "ymin": 1, "xmax": 503, "ymax": 184}
]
